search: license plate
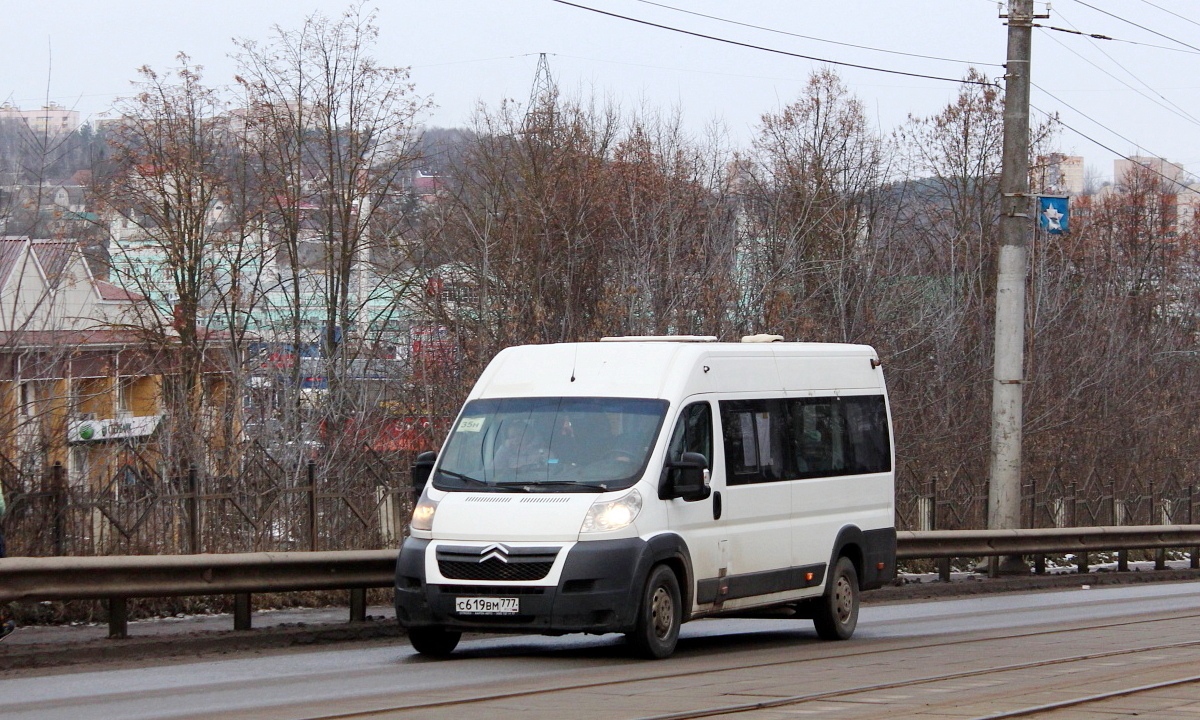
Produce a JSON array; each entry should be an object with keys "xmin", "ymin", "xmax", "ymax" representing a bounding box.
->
[{"xmin": 455, "ymin": 596, "xmax": 519, "ymax": 615}]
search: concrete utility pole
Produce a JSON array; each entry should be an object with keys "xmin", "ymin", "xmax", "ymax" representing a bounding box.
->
[{"xmin": 988, "ymin": 0, "xmax": 1042, "ymax": 558}]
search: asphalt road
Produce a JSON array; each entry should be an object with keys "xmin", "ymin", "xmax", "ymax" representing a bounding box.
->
[{"xmin": 4, "ymin": 580, "xmax": 1200, "ymax": 720}]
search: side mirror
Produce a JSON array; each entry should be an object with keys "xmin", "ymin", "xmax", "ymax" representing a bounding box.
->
[
  {"xmin": 411, "ymin": 451, "xmax": 437, "ymax": 503},
  {"xmin": 660, "ymin": 451, "xmax": 712, "ymax": 502}
]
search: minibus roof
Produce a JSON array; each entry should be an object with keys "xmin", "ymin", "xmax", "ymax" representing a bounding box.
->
[{"xmin": 467, "ymin": 340, "xmax": 884, "ymax": 402}]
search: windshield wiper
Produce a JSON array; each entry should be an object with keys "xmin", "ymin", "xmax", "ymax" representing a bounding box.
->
[
  {"xmin": 494, "ymin": 480, "xmax": 607, "ymax": 493},
  {"xmin": 436, "ymin": 469, "xmax": 489, "ymax": 488}
]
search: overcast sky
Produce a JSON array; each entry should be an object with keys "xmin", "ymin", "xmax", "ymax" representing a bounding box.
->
[{"xmin": 3, "ymin": 0, "xmax": 1199, "ymax": 180}]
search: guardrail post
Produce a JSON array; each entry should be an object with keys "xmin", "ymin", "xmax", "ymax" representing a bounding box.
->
[
  {"xmin": 1031, "ymin": 476, "xmax": 1043, "ymax": 572},
  {"xmin": 234, "ymin": 593, "xmax": 252, "ymax": 630},
  {"xmin": 52, "ymin": 461, "xmax": 66, "ymax": 556},
  {"xmin": 1192, "ymin": 485, "xmax": 1199, "ymax": 570},
  {"xmin": 1118, "ymin": 549, "xmax": 1129, "ymax": 572},
  {"xmin": 1028, "ymin": 478, "xmax": 1037, "ymax": 528},
  {"xmin": 108, "ymin": 597, "xmax": 128, "ymax": 639},
  {"xmin": 308, "ymin": 461, "xmax": 318, "ymax": 552},
  {"xmin": 937, "ymin": 558, "xmax": 951, "ymax": 582},
  {"xmin": 930, "ymin": 474, "xmax": 938, "ymax": 531},
  {"xmin": 1077, "ymin": 552, "xmax": 1088, "ymax": 574},
  {"xmin": 188, "ymin": 464, "xmax": 200, "ymax": 554},
  {"xmin": 1155, "ymin": 548, "xmax": 1166, "ymax": 571},
  {"xmin": 350, "ymin": 588, "xmax": 366, "ymax": 623},
  {"xmin": 1150, "ymin": 479, "xmax": 1156, "ymax": 525}
]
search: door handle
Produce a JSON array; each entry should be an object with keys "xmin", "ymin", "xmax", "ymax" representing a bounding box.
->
[{"xmin": 712, "ymin": 491, "xmax": 722, "ymax": 520}]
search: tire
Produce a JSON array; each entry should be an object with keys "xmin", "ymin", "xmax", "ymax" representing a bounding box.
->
[
  {"xmin": 627, "ymin": 565, "xmax": 682, "ymax": 659},
  {"xmin": 813, "ymin": 556, "xmax": 859, "ymax": 640},
  {"xmin": 408, "ymin": 626, "xmax": 461, "ymax": 657}
]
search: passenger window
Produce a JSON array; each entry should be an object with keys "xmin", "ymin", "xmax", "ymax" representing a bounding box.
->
[
  {"xmin": 844, "ymin": 396, "xmax": 891, "ymax": 474},
  {"xmin": 719, "ymin": 395, "xmax": 891, "ymax": 483},
  {"xmin": 788, "ymin": 400, "xmax": 845, "ymax": 477},
  {"xmin": 666, "ymin": 402, "xmax": 713, "ymax": 467},
  {"xmin": 788, "ymin": 396, "xmax": 890, "ymax": 478},
  {"xmin": 723, "ymin": 411, "xmax": 758, "ymax": 481},
  {"xmin": 719, "ymin": 400, "xmax": 790, "ymax": 484}
]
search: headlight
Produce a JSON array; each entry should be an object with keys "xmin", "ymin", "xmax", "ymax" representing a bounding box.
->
[
  {"xmin": 580, "ymin": 489, "xmax": 642, "ymax": 534},
  {"xmin": 410, "ymin": 496, "xmax": 439, "ymax": 532}
]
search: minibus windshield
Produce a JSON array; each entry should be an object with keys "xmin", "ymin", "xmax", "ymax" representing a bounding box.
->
[{"xmin": 434, "ymin": 397, "xmax": 669, "ymax": 492}]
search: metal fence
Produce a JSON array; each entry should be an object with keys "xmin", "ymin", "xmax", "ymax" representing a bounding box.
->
[
  {"xmin": 891, "ymin": 460, "xmax": 1197, "ymax": 533},
  {"xmin": 4, "ymin": 450, "xmax": 1200, "ymax": 557},
  {"xmin": 0, "ymin": 444, "xmax": 418, "ymax": 557}
]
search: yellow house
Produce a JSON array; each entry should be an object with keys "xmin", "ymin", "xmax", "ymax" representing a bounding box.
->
[{"xmin": 0, "ymin": 236, "xmax": 203, "ymax": 490}]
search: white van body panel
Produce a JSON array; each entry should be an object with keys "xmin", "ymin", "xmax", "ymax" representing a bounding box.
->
[
  {"xmin": 428, "ymin": 489, "xmax": 597, "ymax": 543},
  {"xmin": 396, "ymin": 339, "xmax": 896, "ymax": 648}
]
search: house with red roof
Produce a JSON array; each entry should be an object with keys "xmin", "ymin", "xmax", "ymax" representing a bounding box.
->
[{"xmin": 0, "ymin": 236, "xmax": 226, "ymax": 498}]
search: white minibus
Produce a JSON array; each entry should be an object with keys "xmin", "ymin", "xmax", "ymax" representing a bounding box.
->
[{"xmin": 395, "ymin": 336, "xmax": 896, "ymax": 658}]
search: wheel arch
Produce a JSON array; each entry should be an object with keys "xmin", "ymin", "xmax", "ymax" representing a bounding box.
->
[
  {"xmin": 829, "ymin": 525, "xmax": 866, "ymax": 589},
  {"xmin": 644, "ymin": 532, "xmax": 694, "ymax": 619}
]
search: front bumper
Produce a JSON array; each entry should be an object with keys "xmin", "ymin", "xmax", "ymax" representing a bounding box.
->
[{"xmin": 395, "ymin": 537, "xmax": 648, "ymax": 635}]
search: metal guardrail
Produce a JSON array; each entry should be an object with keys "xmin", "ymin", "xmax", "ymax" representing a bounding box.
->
[
  {"xmin": 896, "ymin": 525, "xmax": 1200, "ymax": 559},
  {"xmin": 0, "ymin": 550, "xmax": 396, "ymax": 602},
  {"xmin": 0, "ymin": 550, "xmax": 397, "ymax": 637},
  {"xmin": 1, "ymin": 526, "xmax": 1198, "ymax": 638}
]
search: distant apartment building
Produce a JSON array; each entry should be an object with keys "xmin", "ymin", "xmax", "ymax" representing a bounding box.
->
[
  {"xmin": 1113, "ymin": 157, "xmax": 1200, "ymax": 237},
  {"xmin": 1114, "ymin": 156, "xmax": 1187, "ymax": 189},
  {"xmin": 1177, "ymin": 184, "xmax": 1200, "ymax": 234},
  {"xmin": 0, "ymin": 102, "xmax": 80, "ymax": 135},
  {"xmin": 1034, "ymin": 153, "xmax": 1084, "ymax": 195}
]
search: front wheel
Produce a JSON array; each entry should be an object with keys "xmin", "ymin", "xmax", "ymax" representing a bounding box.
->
[
  {"xmin": 813, "ymin": 556, "xmax": 859, "ymax": 640},
  {"xmin": 627, "ymin": 565, "xmax": 682, "ymax": 659},
  {"xmin": 408, "ymin": 626, "xmax": 461, "ymax": 657}
]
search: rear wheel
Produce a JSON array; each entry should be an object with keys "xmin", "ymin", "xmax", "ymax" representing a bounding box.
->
[
  {"xmin": 627, "ymin": 565, "xmax": 682, "ymax": 659},
  {"xmin": 813, "ymin": 556, "xmax": 859, "ymax": 640},
  {"xmin": 408, "ymin": 626, "xmax": 461, "ymax": 657}
]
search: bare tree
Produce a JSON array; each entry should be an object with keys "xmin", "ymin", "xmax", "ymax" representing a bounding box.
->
[
  {"xmin": 738, "ymin": 69, "xmax": 886, "ymax": 342},
  {"xmin": 604, "ymin": 111, "xmax": 739, "ymax": 337},
  {"xmin": 95, "ymin": 55, "xmax": 245, "ymax": 476},
  {"xmin": 234, "ymin": 4, "xmax": 429, "ymax": 477}
]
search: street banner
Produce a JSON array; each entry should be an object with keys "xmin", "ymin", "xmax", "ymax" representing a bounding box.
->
[{"xmin": 1037, "ymin": 195, "xmax": 1069, "ymax": 234}]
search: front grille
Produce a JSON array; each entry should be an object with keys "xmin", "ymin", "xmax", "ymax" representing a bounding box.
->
[
  {"xmin": 438, "ymin": 584, "xmax": 547, "ymax": 595},
  {"xmin": 439, "ymin": 559, "xmax": 554, "ymax": 581},
  {"xmin": 436, "ymin": 544, "xmax": 560, "ymax": 582}
]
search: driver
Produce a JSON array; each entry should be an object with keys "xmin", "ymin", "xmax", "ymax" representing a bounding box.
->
[{"xmin": 493, "ymin": 421, "xmax": 550, "ymax": 471}]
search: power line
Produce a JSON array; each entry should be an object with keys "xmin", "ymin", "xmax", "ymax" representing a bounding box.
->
[
  {"xmin": 631, "ymin": 0, "xmax": 1001, "ymax": 68},
  {"xmin": 549, "ymin": 52, "xmax": 836, "ymax": 84},
  {"xmin": 412, "ymin": 53, "xmax": 543, "ymax": 69},
  {"xmin": 1136, "ymin": 0, "xmax": 1200, "ymax": 31},
  {"xmin": 1036, "ymin": 101, "xmax": 1195, "ymax": 193},
  {"xmin": 549, "ymin": 0, "xmax": 999, "ymax": 87},
  {"xmin": 1033, "ymin": 82, "xmax": 1158, "ymax": 158},
  {"xmin": 1051, "ymin": 9, "xmax": 1200, "ymax": 126},
  {"xmin": 1069, "ymin": 0, "xmax": 1200, "ymax": 53},
  {"xmin": 1034, "ymin": 23, "xmax": 1200, "ymax": 55},
  {"xmin": 1037, "ymin": 29, "xmax": 1200, "ymax": 129}
]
